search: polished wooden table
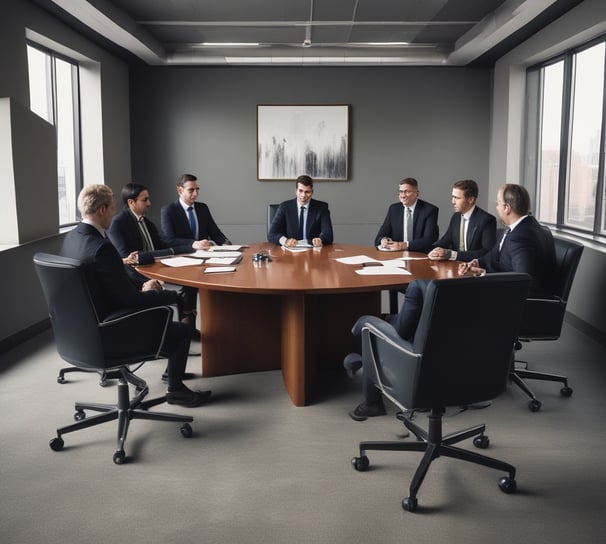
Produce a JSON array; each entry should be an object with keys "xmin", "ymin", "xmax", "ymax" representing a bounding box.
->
[{"xmin": 139, "ymin": 243, "xmax": 459, "ymax": 406}]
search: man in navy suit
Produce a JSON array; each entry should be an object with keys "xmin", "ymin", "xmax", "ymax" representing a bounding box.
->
[
  {"xmin": 268, "ymin": 175, "xmax": 334, "ymax": 247},
  {"xmin": 428, "ymin": 179, "xmax": 496, "ymax": 262},
  {"xmin": 459, "ymin": 183, "xmax": 556, "ymax": 297},
  {"xmin": 62, "ymin": 184, "xmax": 211, "ymax": 407},
  {"xmin": 108, "ymin": 182, "xmax": 194, "ymax": 286},
  {"xmin": 375, "ymin": 177, "xmax": 439, "ymax": 253},
  {"xmin": 161, "ymin": 173, "xmax": 231, "ymax": 250},
  {"xmin": 107, "ymin": 182, "xmax": 200, "ymax": 343}
]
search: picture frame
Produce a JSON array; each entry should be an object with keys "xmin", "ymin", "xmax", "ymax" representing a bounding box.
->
[{"xmin": 257, "ymin": 104, "xmax": 350, "ymax": 181}]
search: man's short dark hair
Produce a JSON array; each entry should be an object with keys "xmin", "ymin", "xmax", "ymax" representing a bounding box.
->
[
  {"xmin": 502, "ymin": 184, "xmax": 531, "ymax": 216},
  {"xmin": 121, "ymin": 182, "xmax": 148, "ymax": 205},
  {"xmin": 177, "ymin": 174, "xmax": 198, "ymax": 187},
  {"xmin": 296, "ymin": 175, "xmax": 313, "ymax": 188},
  {"xmin": 453, "ymin": 179, "xmax": 478, "ymax": 200},
  {"xmin": 399, "ymin": 177, "xmax": 418, "ymax": 189}
]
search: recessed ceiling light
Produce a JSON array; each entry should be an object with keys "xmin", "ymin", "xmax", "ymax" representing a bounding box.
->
[{"xmin": 200, "ymin": 42, "xmax": 260, "ymax": 47}]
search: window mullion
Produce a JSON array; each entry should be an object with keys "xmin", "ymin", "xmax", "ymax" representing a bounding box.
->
[{"xmin": 557, "ymin": 53, "xmax": 574, "ymax": 227}]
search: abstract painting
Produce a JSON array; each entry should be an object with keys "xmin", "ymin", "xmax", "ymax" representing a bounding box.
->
[{"xmin": 257, "ymin": 104, "xmax": 350, "ymax": 181}]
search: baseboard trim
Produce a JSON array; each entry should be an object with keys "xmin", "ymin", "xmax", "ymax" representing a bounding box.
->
[
  {"xmin": 0, "ymin": 319, "xmax": 51, "ymax": 355},
  {"xmin": 565, "ymin": 312, "xmax": 606, "ymax": 347}
]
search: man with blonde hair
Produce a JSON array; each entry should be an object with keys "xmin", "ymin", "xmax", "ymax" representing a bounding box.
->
[{"xmin": 62, "ymin": 184, "xmax": 211, "ymax": 407}]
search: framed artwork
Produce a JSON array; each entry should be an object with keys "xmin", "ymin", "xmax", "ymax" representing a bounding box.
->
[{"xmin": 257, "ymin": 104, "xmax": 350, "ymax": 181}]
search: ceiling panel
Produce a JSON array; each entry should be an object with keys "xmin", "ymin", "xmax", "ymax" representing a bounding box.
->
[{"xmin": 33, "ymin": 0, "xmax": 585, "ymax": 66}]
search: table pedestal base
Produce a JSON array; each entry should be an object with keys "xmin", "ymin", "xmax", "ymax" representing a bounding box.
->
[{"xmin": 199, "ymin": 289, "xmax": 381, "ymax": 405}]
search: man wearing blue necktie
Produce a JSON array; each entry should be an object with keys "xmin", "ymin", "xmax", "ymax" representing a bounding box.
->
[
  {"xmin": 161, "ymin": 173, "xmax": 231, "ymax": 250},
  {"xmin": 268, "ymin": 175, "xmax": 334, "ymax": 248}
]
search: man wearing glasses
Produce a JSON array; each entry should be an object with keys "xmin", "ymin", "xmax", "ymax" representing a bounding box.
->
[{"xmin": 374, "ymin": 177, "xmax": 439, "ymax": 253}]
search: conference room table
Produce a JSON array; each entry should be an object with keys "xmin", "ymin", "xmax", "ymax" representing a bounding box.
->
[{"xmin": 139, "ymin": 243, "xmax": 460, "ymax": 406}]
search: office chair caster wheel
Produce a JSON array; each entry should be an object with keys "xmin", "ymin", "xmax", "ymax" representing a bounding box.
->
[
  {"xmin": 402, "ymin": 497, "xmax": 418, "ymax": 512},
  {"xmin": 57, "ymin": 376, "xmax": 66, "ymax": 384},
  {"xmin": 561, "ymin": 386, "xmax": 573, "ymax": 397},
  {"xmin": 74, "ymin": 409, "xmax": 86, "ymax": 421},
  {"xmin": 473, "ymin": 435, "xmax": 490, "ymax": 449},
  {"xmin": 49, "ymin": 437, "xmax": 64, "ymax": 451},
  {"xmin": 352, "ymin": 455, "xmax": 369, "ymax": 471},
  {"xmin": 180, "ymin": 423, "xmax": 193, "ymax": 438},
  {"xmin": 113, "ymin": 450, "xmax": 126, "ymax": 465},
  {"xmin": 498, "ymin": 476, "xmax": 517, "ymax": 494},
  {"xmin": 528, "ymin": 399, "xmax": 541, "ymax": 412}
]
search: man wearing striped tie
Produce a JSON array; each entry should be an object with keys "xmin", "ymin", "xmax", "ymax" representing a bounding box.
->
[
  {"xmin": 428, "ymin": 179, "xmax": 497, "ymax": 262},
  {"xmin": 108, "ymin": 182, "xmax": 201, "ymax": 344}
]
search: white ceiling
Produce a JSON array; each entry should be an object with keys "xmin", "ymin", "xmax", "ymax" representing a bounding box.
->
[{"xmin": 34, "ymin": 0, "xmax": 584, "ymax": 66}]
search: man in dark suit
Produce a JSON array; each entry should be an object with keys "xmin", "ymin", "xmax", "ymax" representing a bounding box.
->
[
  {"xmin": 347, "ymin": 279, "xmax": 429, "ymax": 421},
  {"xmin": 268, "ymin": 175, "xmax": 334, "ymax": 247},
  {"xmin": 375, "ymin": 177, "xmax": 439, "ymax": 253},
  {"xmin": 107, "ymin": 182, "xmax": 200, "ymax": 342},
  {"xmin": 62, "ymin": 184, "xmax": 211, "ymax": 407},
  {"xmin": 428, "ymin": 179, "xmax": 497, "ymax": 262},
  {"xmin": 459, "ymin": 183, "xmax": 556, "ymax": 297},
  {"xmin": 161, "ymin": 173, "xmax": 231, "ymax": 250}
]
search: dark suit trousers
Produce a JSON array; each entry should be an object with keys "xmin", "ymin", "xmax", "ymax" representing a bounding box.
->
[
  {"xmin": 159, "ymin": 321, "xmax": 191, "ymax": 388},
  {"xmin": 351, "ymin": 279, "xmax": 428, "ymax": 406}
]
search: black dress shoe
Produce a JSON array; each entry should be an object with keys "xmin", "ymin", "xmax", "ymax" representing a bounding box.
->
[
  {"xmin": 166, "ymin": 386, "xmax": 212, "ymax": 407},
  {"xmin": 162, "ymin": 371, "xmax": 196, "ymax": 384},
  {"xmin": 349, "ymin": 401, "xmax": 387, "ymax": 421},
  {"xmin": 343, "ymin": 353, "xmax": 363, "ymax": 378}
]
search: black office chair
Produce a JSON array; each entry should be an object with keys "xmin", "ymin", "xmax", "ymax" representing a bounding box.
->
[
  {"xmin": 33, "ymin": 252, "xmax": 194, "ymax": 464},
  {"xmin": 267, "ymin": 203, "xmax": 279, "ymax": 236},
  {"xmin": 351, "ymin": 273, "xmax": 531, "ymax": 512},
  {"xmin": 510, "ymin": 236, "xmax": 584, "ymax": 411}
]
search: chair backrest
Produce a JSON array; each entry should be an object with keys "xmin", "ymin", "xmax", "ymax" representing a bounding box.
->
[
  {"xmin": 364, "ymin": 273, "xmax": 531, "ymax": 409},
  {"xmin": 33, "ymin": 252, "xmax": 107, "ymax": 369},
  {"xmin": 552, "ymin": 237, "xmax": 584, "ymax": 302},
  {"xmin": 267, "ymin": 203, "xmax": 279, "ymax": 235}
]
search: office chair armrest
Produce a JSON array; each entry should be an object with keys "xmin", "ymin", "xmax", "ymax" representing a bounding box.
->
[
  {"xmin": 361, "ymin": 316, "xmax": 422, "ymax": 409},
  {"xmin": 361, "ymin": 316, "xmax": 417, "ymax": 356},
  {"xmin": 99, "ymin": 306, "xmax": 174, "ymax": 364},
  {"xmin": 520, "ymin": 297, "xmax": 566, "ymax": 340}
]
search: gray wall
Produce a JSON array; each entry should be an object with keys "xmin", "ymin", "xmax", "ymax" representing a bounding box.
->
[
  {"xmin": 0, "ymin": 0, "xmax": 132, "ymax": 350},
  {"xmin": 129, "ymin": 65, "xmax": 492, "ymax": 244}
]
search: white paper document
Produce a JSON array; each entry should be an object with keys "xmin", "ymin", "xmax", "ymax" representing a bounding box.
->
[
  {"xmin": 160, "ymin": 257, "xmax": 203, "ymax": 267},
  {"xmin": 191, "ymin": 250, "xmax": 243, "ymax": 259},
  {"xmin": 355, "ymin": 267, "xmax": 411, "ymax": 276},
  {"xmin": 375, "ymin": 246, "xmax": 429, "ymax": 259},
  {"xmin": 283, "ymin": 246, "xmax": 312, "ymax": 252},
  {"xmin": 205, "ymin": 256, "xmax": 242, "ymax": 265},
  {"xmin": 207, "ymin": 245, "xmax": 244, "ymax": 251},
  {"xmin": 204, "ymin": 266, "xmax": 236, "ymax": 274},
  {"xmin": 335, "ymin": 255, "xmax": 379, "ymax": 265},
  {"xmin": 335, "ymin": 255, "xmax": 408, "ymax": 268}
]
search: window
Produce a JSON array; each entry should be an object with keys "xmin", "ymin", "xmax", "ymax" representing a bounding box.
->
[
  {"xmin": 27, "ymin": 43, "xmax": 82, "ymax": 226},
  {"xmin": 526, "ymin": 38, "xmax": 606, "ymax": 240}
]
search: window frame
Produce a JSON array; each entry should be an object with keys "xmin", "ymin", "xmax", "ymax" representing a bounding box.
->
[
  {"xmin": 26, "ymin": 40, "xmax": 84, "ymax": 227},
  {"xmin": 526, "ymin": 35, "xmax": 606, "ymax": 243}
]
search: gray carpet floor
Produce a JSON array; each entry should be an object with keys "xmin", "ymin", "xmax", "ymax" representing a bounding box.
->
[{"xmin": 1, "ymin": 321, "xmax": 606, "ymax": 544}]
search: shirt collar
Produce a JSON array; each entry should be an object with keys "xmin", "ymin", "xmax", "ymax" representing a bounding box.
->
[
  {"xmin": 82, "ymin": 218, "xmax": 106, "ymax": 238},
  {"xmin": 462, "ymin": 204, "xmax": 476, "ymax": 221},
  {"xmin": 179, "ymin": 199, "xmax": 193, "ymax": 212},
  {"xmin": 508, "ymin": 214, "xmax": 528, "ymax": 232}
]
